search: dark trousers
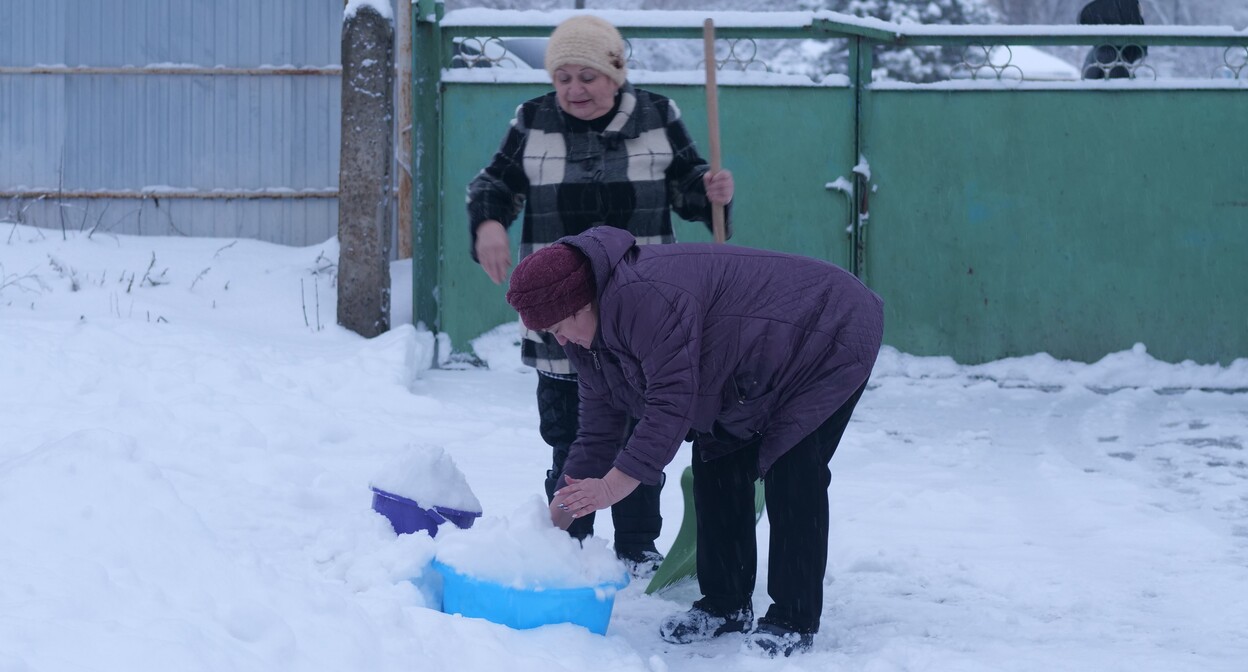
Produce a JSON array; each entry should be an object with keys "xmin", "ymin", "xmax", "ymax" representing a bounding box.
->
[
  {"xmin": 537, "ymin": 374, "xmax": 663, "ymax": 550},
  {"xmin": 692, "ymin": 380, "xmax": 867, "ymax": 634}
]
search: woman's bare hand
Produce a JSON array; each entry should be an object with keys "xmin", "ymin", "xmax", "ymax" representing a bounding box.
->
[{"xmin": 474, "ymin": 220, "xmax": 511, "ymax": 284}]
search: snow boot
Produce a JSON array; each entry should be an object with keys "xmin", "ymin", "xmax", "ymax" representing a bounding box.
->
[
  {"xmin": 615, "ymin": 545, "xmax": 664, "ymax": 580},
  {"xmin": 741, "ymin": 621, "xmax": 813, "ymax": 658},
  {"xmin": 658, "ymin": 600, "xmax": 753, "ymax": 644}
]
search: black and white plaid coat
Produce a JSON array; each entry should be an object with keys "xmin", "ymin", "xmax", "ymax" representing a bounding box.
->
[{"xmin": 467, "ymin": 82, "xmax": 727, "ymax": 375}]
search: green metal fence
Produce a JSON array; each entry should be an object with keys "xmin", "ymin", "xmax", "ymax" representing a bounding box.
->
[{"xmin": 413, "ymin": 7, "xmax": 1248, "ymax": 365}]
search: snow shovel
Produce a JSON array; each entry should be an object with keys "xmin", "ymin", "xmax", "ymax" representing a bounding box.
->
[{"xmin": 645, "ymin": 465, "xmax": 766, "ymax": 594}]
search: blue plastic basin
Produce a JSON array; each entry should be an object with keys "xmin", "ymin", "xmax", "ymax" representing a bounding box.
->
[
  {"xmin": 371, "ymin": 488, "xmax": 480, "ymax": 537},
  {"xmin": 431, "ymin": 559, "xmax": 628, "ymax": 635}
]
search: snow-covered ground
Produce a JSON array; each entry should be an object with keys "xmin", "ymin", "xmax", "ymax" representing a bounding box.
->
[{"xmin": 2, "ymin": 224, "xmax": 1246, "ymax": 672}]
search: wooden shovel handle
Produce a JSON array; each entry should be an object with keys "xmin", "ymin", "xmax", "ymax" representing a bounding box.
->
[{"xmin": 703, "ymin": 19, "xmax": 726, "ymax": 244}]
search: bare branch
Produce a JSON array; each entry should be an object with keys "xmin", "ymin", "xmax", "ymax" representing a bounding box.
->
[
  {"xmin": 140, "ymin": 252, "xmax": 170, "ymax": 288},
  {"xmin": 190, "ymin": 267, "xmax": 211, "ymax": 291},
  {"xmin": 0, "ymin": 263, "xmax": 46, "ymax": 296},
  {"xmin": 301, "ymin": 278, "xmax": 311, "ymax": 328},
  {"xmin": 87, "ymin": 201, "xmax": 112, "ymax": 239},
  {"xmin": 46, "ymin": 254, "xmax": 81, "ymax": 292}
]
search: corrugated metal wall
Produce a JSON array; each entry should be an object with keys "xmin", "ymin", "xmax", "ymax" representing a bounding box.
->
[{"xmin": 0, "ymin": 0, "xmax": 350, "ymax": 246}]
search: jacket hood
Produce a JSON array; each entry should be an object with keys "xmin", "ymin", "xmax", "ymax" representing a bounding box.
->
[{"xmin": 559, "ymin": 226, "xmax": 637, "ymax": 303}]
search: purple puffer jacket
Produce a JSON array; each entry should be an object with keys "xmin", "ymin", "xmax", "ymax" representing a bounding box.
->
[{"xmin": 559, "ymin": 227, "xmax": 884, "ymax": 486}]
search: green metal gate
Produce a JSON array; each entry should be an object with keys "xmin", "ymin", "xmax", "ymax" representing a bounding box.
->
[{"xmin": 413, "ymin": 7, "xmax": 1248, "ymax": 365}]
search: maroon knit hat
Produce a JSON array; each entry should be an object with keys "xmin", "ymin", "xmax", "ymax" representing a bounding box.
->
[{"xmin": 506, "ymin": 244, "xmax": 595, "ymax": 331}]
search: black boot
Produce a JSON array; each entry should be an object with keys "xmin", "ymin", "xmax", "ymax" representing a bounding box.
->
[
  {"xmin": 741, "ymin": 620, "xmax": 814, "ymax": 658},
  {"xmin": 658, "ymin": 600, "xmax": 753, "ymax": 644},
  {"xmin": 615, "ymin": 545, "xmax": 664, "ymax": 579}
]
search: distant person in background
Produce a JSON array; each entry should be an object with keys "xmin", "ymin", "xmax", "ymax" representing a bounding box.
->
[
  {"xmin": 1079, "ymin": 0, "xmax": 1148, "ymax": 79},
  {"xmin": 465, "ymin": 15, "xmax": 734, "ymax": 577}
]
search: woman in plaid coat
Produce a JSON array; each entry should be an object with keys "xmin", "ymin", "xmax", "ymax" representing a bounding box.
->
[{"xmin": 466, "ymin": 14, "xmax": 734, "ymax": 575}]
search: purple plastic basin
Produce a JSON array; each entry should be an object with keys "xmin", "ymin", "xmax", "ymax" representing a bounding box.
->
[{"xmin": 371, "ymin": 488, "xmax": 481, "ymax": 537}]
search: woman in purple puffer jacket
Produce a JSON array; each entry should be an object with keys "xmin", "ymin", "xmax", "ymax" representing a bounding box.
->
[{"xmin": 505, "ymin": 226, "xmax": 883, "ymax": 658}]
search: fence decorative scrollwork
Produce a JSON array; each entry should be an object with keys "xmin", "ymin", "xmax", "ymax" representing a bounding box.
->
[
  {"xmin": 952, "ymin": 45, "xmax": 1024, "ymax": 82},
  {"xmin": 450, "ymin": 37, "xmax": 534, "ymax": 69},
  {"xmin": 1080, "ymin": 44, "xmax": 1156, "ymax": 80},
  {"xmin": 1214, "ymin": 46, "xmax": 1248, "ymax": 79},
  {"xmin": 703, "ymin": 38, "xmax": 771, "ymax": 72}
]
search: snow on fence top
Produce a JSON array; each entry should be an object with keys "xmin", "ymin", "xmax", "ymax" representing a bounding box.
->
[
  {"xmin": 443, "ymin": 9, "xmax": 884, "ymax": 32},
  {"xmin": 442, "ymin": 9, "xmax": 1248, "ymax": 43}
]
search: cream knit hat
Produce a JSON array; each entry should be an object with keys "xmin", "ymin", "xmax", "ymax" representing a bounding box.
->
[{"xmin": 544, "ymin": 15, "xmax": 628, "ymax": 85}]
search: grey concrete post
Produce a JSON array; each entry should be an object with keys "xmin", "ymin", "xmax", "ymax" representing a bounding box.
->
[{"xmin": 337, "ymin": 5, "xmax": 395, "ymax": 338}]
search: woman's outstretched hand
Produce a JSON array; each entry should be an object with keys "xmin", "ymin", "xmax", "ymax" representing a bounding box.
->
[{"xmin": 549, "ymin": 468, "xmax": 640, "ymax": 527}]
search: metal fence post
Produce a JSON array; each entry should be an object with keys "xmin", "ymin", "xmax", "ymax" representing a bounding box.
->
[
  {"xmin": 411, "ymin": 0, "xmax": 444, "ymax": 355},
  {"xmin": 850, "ymin": 35, "xmax": 874, "ymax": 282}
]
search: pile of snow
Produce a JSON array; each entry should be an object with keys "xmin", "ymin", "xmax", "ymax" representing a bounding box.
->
[
  {"xmin": 370, "ymin": 445, "xmax": 482, "ymax": 514},
  {"xmin": 436, "ymin": 498, "xmax": 626, "ymax": 590}
]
